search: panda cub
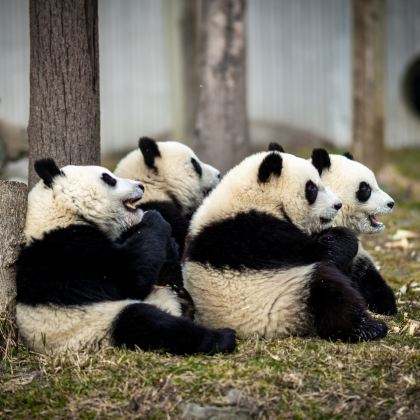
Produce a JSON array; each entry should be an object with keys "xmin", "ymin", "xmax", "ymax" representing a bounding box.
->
[
  {"xmin": 15, "ymin": 159, "xmax": 235, "ymax": 355},
  {"xmin": 114, "ymin": 137, "xmax": 220, "ymax": 252},
  {"xmin": 310, "ymin": 148, "xmax": 397, "ymax": 315},
  {"xmin": 183, "ymin": 151, "xmax": 388, "ymax": 342}
]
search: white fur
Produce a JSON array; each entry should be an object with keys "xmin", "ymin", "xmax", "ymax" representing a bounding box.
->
[
  {"xmin": 320, "ymin": 155, "xmax": 394, "ymax": 233},
  {"xmin": 183, "ymin": 263, "xmax": 314, "ymax": 338},
  {"xmin": 190, "ymin": 152, "xmax": 341, "ymax": 237},
  {"xmin": 16, "ymin": 288, "xmax": 182, "ymax": 354},
  {"xmin": 26, "ymin": 165, "xmax": 144, "ymax": 242},
  {"xmin": 16, "ymin": 300, "xmax": 138, "ymax": 353},
  {"xmin": 114, "ymin": 141, "xmax": 220, "ymax": 215}
]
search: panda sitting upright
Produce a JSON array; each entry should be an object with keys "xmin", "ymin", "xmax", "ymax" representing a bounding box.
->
[
  {"xmin": 183, "ymin": 151, "xmax": 388, "ymax": 342},
  {"xmin": 114, "ymin": 137, "xmax": 221, "ymax": 252},
  {"xmin": 15, "ymin": 159, "xmax": 236, "ymax": 355},
  {"xmin": 310, "ymin": 148, "xmax": 397, "ymax": 315}
]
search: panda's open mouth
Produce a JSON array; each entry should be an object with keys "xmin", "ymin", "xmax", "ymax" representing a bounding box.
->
[
  {"xmin": 368, "ymin": 214, "xmax": 384, "ymax": 229},
  {"xmin": 320, "ymin": 217, "xmax": 332, "ymax": 225},
  {"xmin": 123, "ymin": 196, "xmax": 143, "ymax": 212}
]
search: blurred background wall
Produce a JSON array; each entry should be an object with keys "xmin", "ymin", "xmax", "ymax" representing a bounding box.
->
[{"xmin": 1, "ymin": 0, "xmax": 420, "ymax": 154}]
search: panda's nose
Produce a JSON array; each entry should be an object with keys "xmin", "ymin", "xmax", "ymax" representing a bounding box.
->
[
  {"xmin": 334, "ymin": 202, "xmax": 342, "ymax": 211},
  {"xmin": 216, "ymin": 172, "xmax": 221, "ymax": 179},
  {"xmin": 387, "ymin": 201, "xmax": 394, "ymax": 209},
  {"xmin": 137, "ymin": 183, "xmax": 145, "ymax": 192}
]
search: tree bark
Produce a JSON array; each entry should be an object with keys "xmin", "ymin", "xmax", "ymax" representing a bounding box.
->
[
  {"xmin": 352, "ymin": 0, "xmax": 385, "ymax": 172},
  {"xmin": 0, "ymin": 181, "xmax": 28, "ymax": 314},
  {"xmin": 28, "ymin": 0, "xmax": 100, "ymax": 188},
  {"xmin": 193, "ymin": 0, "xmax": 250, "ymax": 173}
]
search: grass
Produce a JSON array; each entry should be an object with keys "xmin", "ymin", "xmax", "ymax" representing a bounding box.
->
[{"xmin": 1, "ymin": 210, "xmax": 419, "ymax": 419}]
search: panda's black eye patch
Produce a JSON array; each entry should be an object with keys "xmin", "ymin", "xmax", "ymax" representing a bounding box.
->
[
  {"xmin": 305, "ymin": 180, "xmax": 318, "ymax": 205},
  {"xmin": 191, "ymin": 158, "xmax": 202, "ymax": 178},
  {"xmin": 101, "ymin": 173, "xmax": 117, "ymax": 187},
  {"xmin": 356, "ymin": 181, "xmax": 371, "ymax": 202}
]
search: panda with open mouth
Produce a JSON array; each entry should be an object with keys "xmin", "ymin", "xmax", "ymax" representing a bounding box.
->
[
  {"xmin": 183, "ymin": 150, "xmax": 388, "ymax": 342},
  {"xmin": 15, "ymin": 159, "xmax": 236, "ymax": 355}
]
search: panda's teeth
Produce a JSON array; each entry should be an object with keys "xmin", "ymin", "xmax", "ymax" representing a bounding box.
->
[{"xmin": 368, "ymin": 215, "xmax": 383, "ymax": 228}]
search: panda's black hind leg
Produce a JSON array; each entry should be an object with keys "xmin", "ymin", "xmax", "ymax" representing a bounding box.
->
[
  {"xmin": 308, "ymin": 263, "xmax": 388, "ymax": 342},
  {"xmin": 350, "ymin": 256, "xmax": 397, "ymax": 315},
  {"xmin": 111, "ymin": 303, "xmax": 236, "ymax": 354}
]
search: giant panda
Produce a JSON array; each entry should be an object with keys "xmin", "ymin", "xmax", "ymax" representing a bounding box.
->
[
  {"xmin": 114, "ymin": 137, "xmax": 220, "ymax": 253},
  {"xmin": 15, "ymin": 158, "xmax": 236, "ymax": 355},
  {"xmin": 183, "ymin": 151, "xmax": 388, "ymax": 342},
  {"xmin": 310, "ymin": 148, "xmax": 397, "ymax": 315}
]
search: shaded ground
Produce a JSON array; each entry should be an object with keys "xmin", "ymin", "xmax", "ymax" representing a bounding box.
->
[{"xmin": 1, "ymin": 205, "xmax": 419, "ymax": 418}]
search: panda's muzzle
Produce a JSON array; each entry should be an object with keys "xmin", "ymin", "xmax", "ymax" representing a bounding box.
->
[{"xmin": 123, "ymin": 196, "xmax": 143, "ymax": 212}]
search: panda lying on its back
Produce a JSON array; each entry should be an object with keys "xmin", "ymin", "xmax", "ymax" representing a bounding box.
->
[
  {"xmin": 15, "ymin": 159, "xmax": 235, "ymax": 355},
  {"xmin": 114, "ymin": 137, "xmax": 220, "ymax": 252},
  {"xmin": 183, "ymin": 151, "xmax": 388, "ymax": 342},
  {"xmin": 310, "ymin": 148, "xmax": 397, "ymax": 315}
]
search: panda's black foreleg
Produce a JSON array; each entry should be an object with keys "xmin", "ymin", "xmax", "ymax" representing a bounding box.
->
[
  {"xmin": 111, "ymin": 303, "xmax": 236, "ymax": 354},
  {"xmin": 308, "ymin": 263, "xmax": 388, "ymax": 342},
  {"xmin": 350, "ymin": 256, "xmax": 397, "ymax": 315}
]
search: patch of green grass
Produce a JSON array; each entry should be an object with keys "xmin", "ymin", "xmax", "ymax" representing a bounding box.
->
[
  {"xmin": 1, "ymin": 207, "xmax": 419, "ymax": 419},
  {"xmin": 387, "ymin": 148, "xmax": 420, "ymax": 181}
]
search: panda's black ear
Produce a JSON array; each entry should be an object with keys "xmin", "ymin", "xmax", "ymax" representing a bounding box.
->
[
  {"xmin": 34, "ymin": 158, "xmax": 64, "ymax": 188},
  {"xmin": 258, "ymin": 152, "xmax": 282, "ymax": 183},
  {"xmin": 267, "ymin": 142, "xmax": 285, "ymax": 153},
  {"xmin": 343, "ymin": 151, "xmax": 354, "ymax": 160},
  {"xmin": 139, "ymin": 137, "xmax": 161, "ymax": 168},
  {"xmin": 311, "ymin": 148, "xmax": 331, "ymax": 175}
]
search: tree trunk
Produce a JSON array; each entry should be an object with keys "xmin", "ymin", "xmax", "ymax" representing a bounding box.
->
[
  {"xmin": 352, "ymin": 0, "xmax": 385, "ymax": 172},
  {"xmin": 28, "ymin": 0, "xmax": 100, "ymax": 188},
  {"xmin": 193, "ymin": 0, "xmax": 250, "ymax": 173},
  {"xmin": 0, "ymin": 181, "xmax": 28, "ymax": 314}
]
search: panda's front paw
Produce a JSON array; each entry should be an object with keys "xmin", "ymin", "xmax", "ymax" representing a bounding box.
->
[
  {"xmin": 142, "ymin": 210, "xmax": 172, "ymax": 236},
  {"xmin": 347, "ymin": 314, "xmax": 388, "ymax": 342},
  {"xmin": 318, "ymin": 227, "xmax": 359, "ymax": 267},
  {"xmin": 368, "ymin": 286, "xmax": 398, "ymax": 315},
  {"xmin": 199, "ymin": 328, "xmax": 237, "ymax": 354}
]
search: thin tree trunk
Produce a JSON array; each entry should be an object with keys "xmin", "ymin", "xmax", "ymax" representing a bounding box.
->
[
  {"xmin": 0, "ymin": 181, "xmax": 28, "ymax": 314},
  {"xmin": 352, "ymin": 0, "xmax": 385, "ymax": 172},
  {"xmin": 193, "ymin": 0, "xmax": 250, "ymax": 173},
  {"xmin": 28, "ymin": 0, "xmax": 100, "ymax": 188}
]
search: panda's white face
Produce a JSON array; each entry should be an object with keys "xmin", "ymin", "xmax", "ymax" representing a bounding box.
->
[
  {"xmin": 114, "ymin": 138, "xmax": 221, "ymax": 216},
  {"xmin": 319, "ymin": 155, "xmax": 394, "ymax": 234},
  {"xmin": 190, "ymin": 152, "xmax": 342, "ymax": 236},
  {"xmin": 25, "ymin": 162, "xmax": 145, "ymax": 242}
]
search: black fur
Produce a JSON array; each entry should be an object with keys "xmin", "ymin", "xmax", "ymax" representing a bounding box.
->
[
  {"xmin": 139, "ymin": 201, "xmax": 189, "ymax": 254},
  {"xmin": 34, "ymin": 158, "xmax": 64, "ymax": 188},
  {"xmin": 350, "ymin": 255, "xmax": 397, "ymax": 315},
  {"xmin": 191, "ymin": 158, "xmax": 203, "ymax": 178},
  {"xmin": 356, "ymin": 181, "xmax": 372, "ymax": 202},
  {"xmin": 343, "ymin": 151, "xmax": 354, "ymax": 160},
  {"xmin": 267, "ymin": 142, "xmax": 285, "ymax": 153},
  {"xmin": 101, "ymin": 173, "xmax": 117, "ymax": 187},
  {"xmin": 139, "ymin": 137, "xmax": 161, "ymax": 169},
  {"xmin": 111, "ymin": 303, "xmax": 235, "ymax": 354},
  {"xmin": 311, "ymin": 148, "xmax": 331, "ymax": 175},
  {"xmin": 16, "ymin": 210, "xmax": 174, "ymax": 306},
  {"xmin": 258, "ymin": 152, "xmax": 282, "ymax": 183},
  {"xmin": 186, "ymin": 211, "xmax": 358, "ymax": 271},
  {"xmin": 308, "ymin": 263, "xmax": 387, "ymax": 342},
  {"xmin": 305, "ymin": 180, "xmax": 318, "ymax": 205}
]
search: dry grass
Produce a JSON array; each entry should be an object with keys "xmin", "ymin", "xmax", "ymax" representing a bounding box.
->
[{"xmin": 1, "ymin": 206, "xmax": 419, "ymax": 419}]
